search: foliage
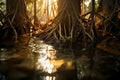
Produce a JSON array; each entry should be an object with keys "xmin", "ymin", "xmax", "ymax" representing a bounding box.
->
[{"xmin": 0, "ymin": 1, "xmax": 5, "ymax": 11}]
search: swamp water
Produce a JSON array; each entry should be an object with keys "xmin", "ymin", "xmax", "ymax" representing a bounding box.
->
[{"xmin": 0, "ymin": 37, "xmax": 120, "ymax": 80}]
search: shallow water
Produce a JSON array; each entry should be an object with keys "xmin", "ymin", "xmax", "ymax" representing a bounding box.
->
[{"xmin": 0, "ymin": 37, "xmax": 120, "ymax": 80}]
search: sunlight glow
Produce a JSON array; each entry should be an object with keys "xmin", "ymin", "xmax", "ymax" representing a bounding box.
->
[
  {"xmin": 36, "ymin": 0, "xmax": 58, "ymax": 24},
  {"xmin": 26, "ymin": 0, "xmax": 58, "ymax": 24},
  {"xmin": 84, "ymin": 0, "xmax": 91, "ymax": 7}
]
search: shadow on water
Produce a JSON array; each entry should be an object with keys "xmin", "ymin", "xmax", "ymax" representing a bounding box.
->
[{"xmin": 0, "ymin": 37, "xmax": 120, "ymax": 80}]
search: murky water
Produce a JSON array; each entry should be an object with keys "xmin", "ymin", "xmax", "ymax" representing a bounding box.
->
[{"xmin": 0, "ymin": 37, "xmax": 120, "ymax": 80}]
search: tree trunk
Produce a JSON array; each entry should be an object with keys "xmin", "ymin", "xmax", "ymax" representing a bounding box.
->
[
  {"xmin": 6, "ymin": 0, "xmax": 30, "ymax": 35},
  {"xmin": 57, "ymin": 0, "xmax": 81, "ymax": 41}
]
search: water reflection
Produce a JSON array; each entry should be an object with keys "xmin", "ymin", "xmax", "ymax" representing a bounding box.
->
[
  {"xmin": 29, "ymin": 38, "xmax": 57, "ymax": 74},
  {"xmin": 37, "ymin": 59, "xmax": 55, "ymax": 74},
  {"xmin": 0, "ymin": 48, "xmax": 6, "ymax": 61},
  {"xmin": 0, "ymin": 37, "xmax": 119, "ymax": 80},
  {"xmin": 0, "ymin": 48, "xmax": 18, "ymax": 61},
  {"xmin": 0, "ymin": 73, "xmax": 6, "ymax": 80},
  {"xmin": 40, "ymin": 76, "xmax": 56, "ymax": 80}
]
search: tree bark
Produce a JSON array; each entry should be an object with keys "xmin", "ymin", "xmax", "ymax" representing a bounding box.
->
[
  {"xmin": 57, "ymin": 0, "xmax": 81, "ymax": 40},
  {"xmin": 6, "ymin": 0, "xmax": 30, "ymax": 35}
]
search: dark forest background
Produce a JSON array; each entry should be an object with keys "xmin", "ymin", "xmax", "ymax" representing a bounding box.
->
[{"xmin": 0, "ymin": 0, "xmax": 120, "ymax": 54}]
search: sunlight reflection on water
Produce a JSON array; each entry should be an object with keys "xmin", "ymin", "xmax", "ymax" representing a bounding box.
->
[
  {"xmin": 40, "ymin": 76, "xmax": 56, "ymax": 80},
  {"xmin": 29, "ymin": 38, "xmax": 57, "ymax": 74},
  {"xmin": 28, "ymin": 37, "xmax": 89, "ymax": 80}
]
